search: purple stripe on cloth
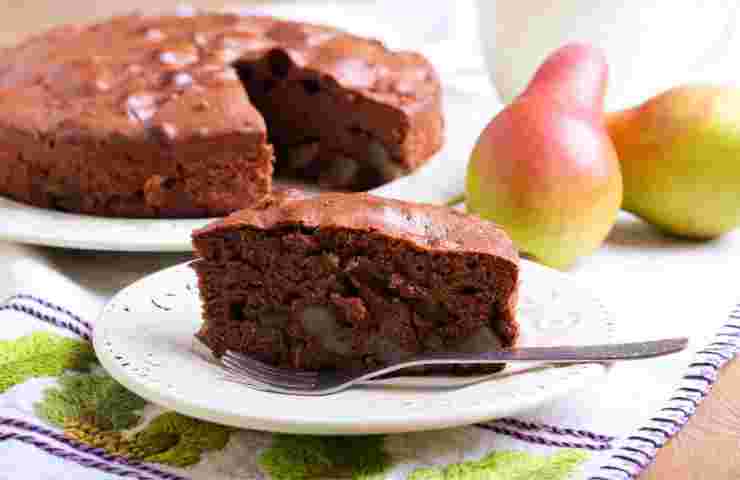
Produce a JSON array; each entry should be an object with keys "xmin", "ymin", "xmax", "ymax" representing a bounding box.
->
[
  {"xmin": 0, "ymin": 301, "xmax": 91, "ymax": 341},
  {"xmin": 6, "ymin": 294, "xmax": 93, "ymax": 330},
  {"xmin": 482, "ymin": 417, "xmax": 615, "ymax": 444},
  {"xmin": 591, "ymin": 303, "xmax": 740, "ymax": 479},
  {"xmin": 612, "ymin": 454, "xmax": 647, "ymax": 469},
  {"xmin": 652, "ymin": 409, "xmax": 687, "ymax": 425},
  {"xmin": 620, "ymin": 443, "xmax": 655, "ymax": 461},
  {"xmin": 1, "ymin": 417, "xmax": 188, "ymax": 480},
  {"xmin": 0, "ymin": 432, "xmax": 163, "ymax": 480},
  {"xmin": 695, "ymin": 349, "xmax": 733, "ymax": 360},
  {"xmin": 475, "ymin": 423, "xmax": 612, "ymax": 451}
]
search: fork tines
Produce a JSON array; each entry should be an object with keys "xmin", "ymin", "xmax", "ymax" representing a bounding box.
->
[{"xmin": 221, "ymin": 350, "xmax": 319, "ymax": 388}]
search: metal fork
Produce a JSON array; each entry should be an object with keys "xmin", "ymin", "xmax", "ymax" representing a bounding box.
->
[{"xmin": 220, "ymin": 337, "xmax": 688, "ymax": 395}]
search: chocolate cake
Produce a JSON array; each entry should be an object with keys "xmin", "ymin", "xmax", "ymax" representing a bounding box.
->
[
  {"xmin": 0, "ymin": 12, "xmax": 443, "ymax": 218},
  {"xmin": 192, "ymin": 192, "xmax": 519, "ymax": 372}
]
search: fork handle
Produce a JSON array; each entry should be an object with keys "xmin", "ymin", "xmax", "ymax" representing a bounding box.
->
[
  {"xmin": 399, "ymin": 337, "xmax": 689, "ymax": 366},
  {"xmin": 346, "ymin": 337, "xmax": 691, "ymax": 388}
]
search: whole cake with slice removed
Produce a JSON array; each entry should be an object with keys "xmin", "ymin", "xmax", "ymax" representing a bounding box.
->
[
  {"xmin": 0, "ymin": 12, "xmax": 443, "ymax": 218},
  {"xmin": 192, "ymin": 192, "xmax": 519, "ymax": 372}
]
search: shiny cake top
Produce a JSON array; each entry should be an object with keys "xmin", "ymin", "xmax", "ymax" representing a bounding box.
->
[
  {"xmin": 0, "ymin": 12, "xmax": 440, "ymax": 142},
  {"xmin": 195, "ymin": 192, "xmax": 519, "ymax": 262}
]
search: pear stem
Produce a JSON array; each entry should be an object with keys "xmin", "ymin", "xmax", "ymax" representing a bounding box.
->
[{"xmin": 445, "ymin": 193, "xmax": 466, "ymax": 207}]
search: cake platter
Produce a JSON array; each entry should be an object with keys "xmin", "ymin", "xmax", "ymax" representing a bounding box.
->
[
  {"xmin": 94, "ymin": 258, "xmax": 616, "ymax": 435},
  {"xmin": 0, "ymin": 89, "xmax": 494, "ymax": 252}
]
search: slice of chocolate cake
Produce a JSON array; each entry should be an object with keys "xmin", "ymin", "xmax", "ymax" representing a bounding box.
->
[{"xmin": 191, "ymin": 192, "xmax": 519, "ymax": 372}]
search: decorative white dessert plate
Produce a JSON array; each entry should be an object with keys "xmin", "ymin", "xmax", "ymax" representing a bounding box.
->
[
  {"xmin": 0, "ymin": 90, "xmax": 494, "ymax": 252},
  {"xmin": 94, "ymin": 259, "xmax": 616, "ymax": 435}
]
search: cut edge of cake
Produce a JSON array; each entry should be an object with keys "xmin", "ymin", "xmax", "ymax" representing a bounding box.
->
[{"xmin": 192, "ymin": 192, "xmax": 519, "ymax": 373}]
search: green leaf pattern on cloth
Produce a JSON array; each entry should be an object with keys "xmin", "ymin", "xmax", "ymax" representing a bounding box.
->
[
  {"xmin": 34, "ymin": 371, "xmax": 233, "ymax": 466},
  {"xmin": 35, "ymin": 369, "xmax": 146, "ymax": 430},
  {"xmin": 25, "ymin": 333, "xmax": 233, "ymax": 467},
  {"xmin": 132, "ymin": 411, "xmax": 234, "ymax": 467},
  {"xmin": 0, "ymin": 332, "xmax": 96, "ymax": 393},
  {"xmin": 63, "ymin": 420, "xmax": 140, "ymax": 458},
  {"xmin": 408, "ymin": 450, "xmax": 589, "ymax": 480},
  {"xmin": 259, "ymin": 434, "xmax": 390, "ymax": 480}
]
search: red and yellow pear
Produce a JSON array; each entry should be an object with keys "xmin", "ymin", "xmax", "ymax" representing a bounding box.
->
[
  {"xmin": 466, "ymin": 44, "xmax": 622, "ymax": 269},
  {"xmin": 607, "ymin": 85, "xmax": 740, "ymax": 238}
]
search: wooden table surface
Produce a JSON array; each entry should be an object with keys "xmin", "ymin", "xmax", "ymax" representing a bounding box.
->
[{"xmin": 642, "ymin": 358, "xmax": 740, "ymax": 479}]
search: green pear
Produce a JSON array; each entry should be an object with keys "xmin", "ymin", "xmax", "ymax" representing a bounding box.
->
[
  {"xmin": 608, "ymin": 85, "xmax": 740, "ymax": 238},
  {"xmin": 466, "ymin": 44, "xmax": 622, "ymax": 269}
]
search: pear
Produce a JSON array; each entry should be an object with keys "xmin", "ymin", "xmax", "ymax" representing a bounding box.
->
[
  {"xmin": 466, "ymin": 44, "xmax": 622, "ymax": 269},
  {"xmin": 608, "ymin": 85, "xmax": 740, "ymax": 238}
]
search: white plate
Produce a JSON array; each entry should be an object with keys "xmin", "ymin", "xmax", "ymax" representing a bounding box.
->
[
  {"xmin": 0, "ymin": 90, "xmax": 495, "ymax": 252},
  {"xmin": 94, "ymin": 259, "xmax": 616, "ymax": 434}
]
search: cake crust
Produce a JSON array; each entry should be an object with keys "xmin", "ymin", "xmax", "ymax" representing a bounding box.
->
[
  {"xmin": 196, "ymin": 192, "xmax": 518, "ymax": 259},
  {"xmin": 0, "ymin": 13, "xmax": 443, "ymax": 217},
  {"xmin": 193, "ymin": 193, "xmax": 519, "ymax": 372}
]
